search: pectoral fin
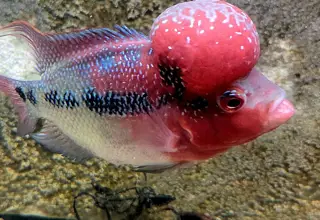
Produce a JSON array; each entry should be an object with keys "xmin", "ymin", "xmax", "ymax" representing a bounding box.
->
[{"xmin": 32, "ymin": 120, "xmax": 94, "ymax": 162}]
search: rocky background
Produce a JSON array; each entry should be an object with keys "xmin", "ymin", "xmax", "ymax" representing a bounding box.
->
[{"xmin": 0, "ymin": 0, "xmax": 319, "ymax": 219}]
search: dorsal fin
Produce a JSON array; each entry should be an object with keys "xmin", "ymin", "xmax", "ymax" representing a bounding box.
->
[{"xmin": 0, "ymin": 21, "xmax": 149, "ymax": 75}]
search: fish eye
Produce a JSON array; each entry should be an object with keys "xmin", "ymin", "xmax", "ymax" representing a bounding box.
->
[{"xmin": 217, "ymin": 88, "xmax": 246, "ymax": 113}]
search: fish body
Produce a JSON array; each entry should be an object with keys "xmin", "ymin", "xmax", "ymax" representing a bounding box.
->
[{"xmin": 0, "ymin": 0, "xmax": 295, "ymax": 172}]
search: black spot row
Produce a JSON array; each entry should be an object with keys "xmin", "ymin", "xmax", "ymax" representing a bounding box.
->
[
  {"xmin": 186, "ymin": 96, "xmax": 209, "ymax": 110},
  {"xmin": 82, "ymin": 88, "xmax": 153, "ymax": 116},
  {"xmin": 45, "ymin": 90, "xmax": 80, "ymax": 109},
  {"xmin": 26, "ymin": 90, "xmax": 37, "ymax": 105},
  {"xmin": 15, "ymin": 87, "xmax": 37, "ymax": 105},
  {"xmin": 158, "ymin": 62, "xmax": 185, "ymax": 100},
  {"xmin": 155, "ymin": 93, "xmax": 170, "ymax": 109},
  {"xmin": 42, "ymin": 87, "xmax": 208, "ymax": 116},
  {"xmin": 15, "ymin": 87, "xmax": 26, "ymax": 102}
]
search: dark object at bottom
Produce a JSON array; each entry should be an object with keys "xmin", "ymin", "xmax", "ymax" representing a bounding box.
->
[
  {"xmin": 73, "ymin": 182, "xmax": 176, "ymax": 220},
  {"xmin": 0, "ymin": 214, "xmax": 72, "ymax": 220},
  {"xmin": 164, "ymin": 207, "xmax": 213, "ymax": 220},
  {"xmin": 175, "ymin": 212, "xmax": 212, "ymax": 220},
  {"xmin": 73, "ymin": 181, "xmax": 213, "ymax": 220}
]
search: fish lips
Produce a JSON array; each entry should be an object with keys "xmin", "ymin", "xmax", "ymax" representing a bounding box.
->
[{"xmin": 264, "ymin": 97, "xmax": 295, "ymax": 132}]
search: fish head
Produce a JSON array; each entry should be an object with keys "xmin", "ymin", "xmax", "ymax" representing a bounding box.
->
[
  {"xmin": 148, "ymin": 0, "xmax": 295, "ymax": 160},
  {"xmin": 176, "ymin": 68, "xmax": 295, "ymax": 156}
]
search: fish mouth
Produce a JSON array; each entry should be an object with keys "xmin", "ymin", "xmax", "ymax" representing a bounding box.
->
[
  {"xmin": 268, "ymin": 89, "xmax": 286, "ymax": 113},
  {"xmin": 265, "ymin": 94, "xmax": 295, "ymax": 131}
]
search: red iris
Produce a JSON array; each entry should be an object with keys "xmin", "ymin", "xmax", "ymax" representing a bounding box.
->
[{"xmin": 217, "ymin": 88, "xmax": 246, "ymax": 113}]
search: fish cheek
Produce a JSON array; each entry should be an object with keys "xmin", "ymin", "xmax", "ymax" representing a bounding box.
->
[
  {"xmin": 177, "ymin": 106, "xmax": 256, "ymax": 151},
  {"xmin": 216, "ymin": 108, "xmax": 266, "ymax": 145},
  {"xmin": 169, "ymin": 113, "xmax": 229, "ymax": 161},
  {"xmin": 177, "ymin": 99, "xmax": 220, "ymax": 149}
]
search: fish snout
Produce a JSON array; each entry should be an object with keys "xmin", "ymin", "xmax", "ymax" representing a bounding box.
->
[{"xmin": 265, "ymin": 98, "xmax": 295, "ymax": 132}]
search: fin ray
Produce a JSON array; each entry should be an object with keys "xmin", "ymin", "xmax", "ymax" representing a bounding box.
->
[
  {"xmin": 0, "ymin": 21, "xmax": 149, "ymax": 75},
  {"xmin": 31, "ymin": 120, "xmax": 94, "ymax": 162},
  {"xmin": 0, "ymin": 75, "xmax": 39, "ymax": 136}
]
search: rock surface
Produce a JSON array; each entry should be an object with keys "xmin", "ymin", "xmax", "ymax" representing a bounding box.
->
[{"xmin": 0, "ymin": 0, "xmax": 319, "ymax": 219}]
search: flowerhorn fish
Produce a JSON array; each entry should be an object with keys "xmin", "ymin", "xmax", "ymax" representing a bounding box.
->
[{"xmin": 0, "ymin": 0, "xmax": 294, "ymax": 172}]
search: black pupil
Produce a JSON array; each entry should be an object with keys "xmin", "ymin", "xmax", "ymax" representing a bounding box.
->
[{"xmin": 227, "ymin": 98, "xmax": 241, "ymax": 108}]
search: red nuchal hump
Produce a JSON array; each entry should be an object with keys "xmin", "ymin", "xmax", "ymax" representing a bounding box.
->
[{"xmin": 150, "ymin": 0, "xmax": 260, "ymax": 96}]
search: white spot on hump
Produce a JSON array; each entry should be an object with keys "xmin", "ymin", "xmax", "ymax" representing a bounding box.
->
[
  {"xmin": 165, "ymin": 29, "xmax": 169, "ymax": 32},
  {"xmin": 210, "ymin": 26, "xmax": 214, "ymax": 30},
  {"xmin": 235, "ymin": 32, "xmax": 242, "ymax": 35},
  {"xmin": 247, "ymin": 37, "xmax": 252, "ymax": 43},
  {"xmin": 229, "ymin": 36, "xmax": 233, "ymax": 39},
  {"xmin": 198, "ymin": 20, "xmax": 202, "ymax": 26},
  {"xmin": 151, "ymin": 0, "xmax": 254, "ymax": 38},
  {"xmin": 186, "ymin": 36, "xmax": 191, "ymax": 44},
  {"xmin": 172, "ymin": 17, "xmax": 178, "ymax": 22},
  {"xmin": 229, "ymin": 24, "xmax": 233, "ymax": 28},
  {"xmin": 200, "ymin": 30, "xmax": 205, "ymax": 34},
  {"xmin": 168, "ymin": 46, "xmax": 172, "ymax": 49},
  {"xmin": 216, "ymin": 41, "xmax": 219, "ymax": 44},
  {"xmin": 190, "ymin": 19, "xmax": 195, "ymax": 28},
  {"xmin": 162, "ymin": 19, "xmax": 168, "ymax": 24},
  {"xmin": 240, "ymin": 46, "xmax": 244, "ymax": 50}
]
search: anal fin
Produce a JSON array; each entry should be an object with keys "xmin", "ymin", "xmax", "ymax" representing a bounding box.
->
[{"xmin": 32, "ymin": 120, "xmax": 94, "ymax": 162}]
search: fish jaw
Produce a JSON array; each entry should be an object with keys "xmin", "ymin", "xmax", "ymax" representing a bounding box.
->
[{"xmin": 263, "ymin": 98, "xmax": 295, "ymax": 133}]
